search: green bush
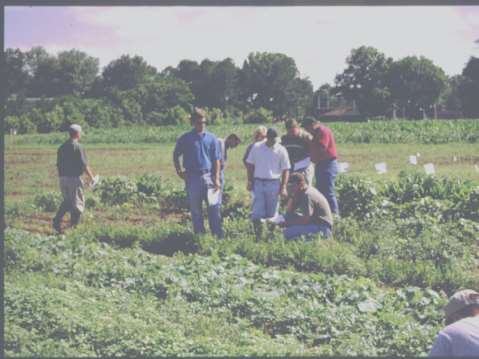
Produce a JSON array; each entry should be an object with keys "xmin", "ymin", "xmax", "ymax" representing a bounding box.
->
[
  {"xmin": 244, "ymin": 107, "xmax": 274, "ymax": 124},
  {"xmin": 94, "ymin": 176, "xmax": 138, "ymax": 205},
  {"xmin": 34, "ymin": 192, "xmax": 62, "ymax": 212},
  {"xmin": 136, "ymin": 173, "xmax": 163, "ymax": 196}
]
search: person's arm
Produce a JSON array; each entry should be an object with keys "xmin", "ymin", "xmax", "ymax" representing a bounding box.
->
[
  {"xmin": 280, "ymin": 169, "xmax": 289, "ymax": 198},
  {"xmin": 246, "ymin": 163, "xmax": 255, "ymax": 191},
  {"xmin": 245, "ymin": 145, "xmax": 256, "ymax": 191},
  {"xmin": 80, "ymin": 146, "xmax": 94, "ymax": 181},
  {"xmin": 243, "ymin": 144, "xmax": 253, "ymax": 167},
  {"xmin": 173, "ymin": 137, "xmax": 185, "ymax": 179},
  {"xmin": 214, "ymin": 159, "xmax": 221, "ymax": 191},
  {"xmin": 316, "ymin": 127, "xmax": 330, "ymax": 151}
]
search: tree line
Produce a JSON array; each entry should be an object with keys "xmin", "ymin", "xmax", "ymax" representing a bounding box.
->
[{"xmin": 4, "ymin": 46, "xmax": 479, "ymax": 133}]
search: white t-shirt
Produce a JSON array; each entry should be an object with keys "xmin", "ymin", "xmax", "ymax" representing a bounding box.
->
[
  {"xmin": 429, "ymin": 316, "xmax": 479, "ymax": 357},
  {"xmin": 246, "ymin": 141, "xmax": 290, "ymax": 180}
]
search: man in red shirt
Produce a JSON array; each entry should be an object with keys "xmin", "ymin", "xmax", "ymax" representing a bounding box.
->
[{"xmin": 303, "ymin": 117, "xmax": 339, "ymax": 215}]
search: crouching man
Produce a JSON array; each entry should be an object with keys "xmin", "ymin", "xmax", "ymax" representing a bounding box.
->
[
  {"xmin": 429, "ymin": 289, "xmax": 479, "ymax": 357},
  {"xmin": 279, "ymin": 172, "xmax": 333, "ymax": 240},
  {"xmin": 53, "ymin": 124, "xmax": 95, "ymax": 234}
]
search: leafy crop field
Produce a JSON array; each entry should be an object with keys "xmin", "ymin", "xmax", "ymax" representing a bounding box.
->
[{"xmin": 5, "ymin": 120, "xmax": 479, "ymax": 357}]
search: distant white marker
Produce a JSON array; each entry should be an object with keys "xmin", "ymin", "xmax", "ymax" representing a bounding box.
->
[
  {"xmin": 375, "ymin": 162, "xmax": 387, "ymax": 174},
  {"xmin": 408, "ymin": 155, "xmax": 417, "ymax": 165},
  {"xmin": 424, "ymin": 163, "xmax": 435, "ymax": 175}
]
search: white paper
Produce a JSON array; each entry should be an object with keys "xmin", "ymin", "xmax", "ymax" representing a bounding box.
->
[
  {"xmin": 408, "ymin": 155, "xmax": 417, "ymax": 165},
  {"xmin": 265, "ymin": 214, "xmax": 285, "ymax": 225},
  {"xmin": 375, "ymin": 162, "xmax": 387, "ymax": 174},
  {"xmin": 207, "ymin": 188, "xmax": 221, "ymax": 205},
  {"xmin": 424, "ymin": 163, "xmax": 435, "ymax": 175},
  {"xmin": 91, "ymin": 175, "xmax": 100, "ymax": 188},
  {"xmin": 453, "ymin": 156, "xmax": 457, "ymax": 162},
  {"xmin": 338, "ymin": 162, "xmax": 350, "ymax": 173}
]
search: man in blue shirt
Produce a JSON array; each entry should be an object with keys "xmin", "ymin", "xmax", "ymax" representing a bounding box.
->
[{"xmin": 173, "ymin": 108, "xmax": 224, "ymax": 238}]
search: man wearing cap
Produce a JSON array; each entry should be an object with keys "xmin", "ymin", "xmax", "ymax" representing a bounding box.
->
[
  {"xmin": 218, "ymin": 133, "xmax": 241, "ymax": 188},
  {"xmin": 429, "ymin": 289, "xmax": 479, "ymax": 357},
  {"xmin": 281, "ymin": 118, "xmax": 314, "ymax": 184},
  {"xmin": 52, "ymin": 124, "xmax": 95, "ymax": 233},
  {"xmin": 279, "ymin": 172, "xmax": 333, "ymax": 240},
  {"xmin": 245, "ymin": 127, "xmax": 290, "ymax": 239},
  {"xmin": 303, "ymin": 117, "xmax": 339, "ymax": 215},
  {"xmin": 173, "ymin": 107, "xmax": 224, "ymax": 239}
]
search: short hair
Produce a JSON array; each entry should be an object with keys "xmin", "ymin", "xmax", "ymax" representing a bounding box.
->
[
  {"xmin": 302, "ymin": 116, "xmax": 317, "ymax": 128},
  {"xmin": 285, "ymin": 118, "xmax": 300, "ymax": 129},
  {"xmin": 191, "ymin": 107, "xmax": 207, "ymax": 122},
  {"xmin": 289, "ymin": 172, "xmax": 306, "ymax": 185},
  {"xmin": 68, "ymin": 128, "xmax": 80, "ymax": 137},
  {"xmin": 226, "ymin": 133, "xmax": 241, "ymax": 143},
  {"xmin": 254, "ymin": 125, "xmax": 267, "ymax": 137}
]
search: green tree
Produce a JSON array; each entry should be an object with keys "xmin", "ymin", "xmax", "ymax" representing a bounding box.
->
[
  {"xmin": 388, "ymin": 56, "xmax": 447, "ymax": 118},
  {"xmin": 459, "ymin": 56, "xmax": 479, "ymax": 117},
  {"xmin": 56, "ymin": 50, "xmax": 99, "ymax": 96},
  {"xmin": 102, "ymin": 55, "xmax": 157, "ymax": 91},
  {"xmin": 239, "ymin": 52, "xmax": 310, "ymax": 117},
  {"xmin": 335, "ymin": 46, "xmax": 393, "ymax": 117},
  {"xmin": 5, "ymin": 48, "xmax": 30, "ymax": 97}
]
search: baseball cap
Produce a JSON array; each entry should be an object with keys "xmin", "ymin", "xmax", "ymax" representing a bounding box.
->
[
  {"xmin": 444, "ymin": 289, "xmax": 479, "ymax": 317},
  {"xmin": 69, "ymin": 124, "xmax": 82, "ymax": 133},
  {"xmin": 266, "ymin": 128, "xmax": 279, "ymax": 139}
]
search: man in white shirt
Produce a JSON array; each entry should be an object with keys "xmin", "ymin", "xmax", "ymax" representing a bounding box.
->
[
  {"xmin": 246, "ymin": 128, "xmax": 290, "ymax": 239},
  {"xmin": 429, "ymin": 289, "xmax": 479, "ymax": 357}
]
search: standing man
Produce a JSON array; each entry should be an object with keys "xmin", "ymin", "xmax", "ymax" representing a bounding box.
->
[
  {"xmin": 53, "ymin": 124, "xmax": 95, "ymax": 234},
  {"xmin": 281, "ymin": 118, "xmax": 314, "ymax": 184},
  {"xmin": 246, "ymin": 128, "xmax": 290, "ymax": 239},
  {"xmin": 279, "ymin": 173, "xmax": 333, "ymax": 240},
  {"xmin": 173, "ymin": 107, "xmax": 224, "ymax": 239},
  {"xmin": 303, "ymin": 117, "xmax": 339, "ymax": 215},
  {"xmin": 218, "ymin": 133, "xmax": 241, "ymax": 188},
  {"xmin": 429, "ymin": 289, "xmax": 479, "ymax": 357}
]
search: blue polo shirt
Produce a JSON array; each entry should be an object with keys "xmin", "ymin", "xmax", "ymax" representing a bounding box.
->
[{"xmin": 173, "ymin": 129, "xmax": 221, "ymax": 173}]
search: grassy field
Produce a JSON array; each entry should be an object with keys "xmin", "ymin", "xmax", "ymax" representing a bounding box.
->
[{"xmin": 5, "ymin": 120, "xmax": 479, "ymax": 357}]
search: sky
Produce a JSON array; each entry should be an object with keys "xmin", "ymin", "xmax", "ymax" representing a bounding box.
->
[{"xmin": 5, "ymin": 6, "xmax": 479, "ymax": 88}]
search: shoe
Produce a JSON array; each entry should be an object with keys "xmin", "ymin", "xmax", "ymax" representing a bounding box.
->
[{"xmin": 52, "ymin": 218, "xmax": 63, "ymax": 234}]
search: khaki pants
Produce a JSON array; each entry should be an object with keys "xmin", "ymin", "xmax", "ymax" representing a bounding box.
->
[{"xmin": 59, "ymin": 176, "xmax": 85, "ymax": 213}]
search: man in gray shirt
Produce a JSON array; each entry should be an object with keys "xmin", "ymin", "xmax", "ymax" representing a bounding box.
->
[
  {"xmin": 279, "ymin": 172, "xmax": 333, "ymax": 240},
  {"xmin": 53, "ymin": 124, "xmax": 95, "ymax": 234},
  {"xmin": 429, "ymin": 289, "xmax": 479, "ymax": 357}
]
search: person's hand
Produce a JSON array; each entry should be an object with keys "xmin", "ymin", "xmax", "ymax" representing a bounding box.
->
[
  {"xmin": 280, "ymin": 186, "xmax": 288, "ymax": 198},
  {"xmin": 247, "ymin": 180, "xmax": 253, "ymax": 192},
  {"xmin": 215, "ymin": 179, "xmax": 221, "ymax": 191},
  {"xmin": 177, "ymin": 170, "xmax": 186, "ymax": 180}
]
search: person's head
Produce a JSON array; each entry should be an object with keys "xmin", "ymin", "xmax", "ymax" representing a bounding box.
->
[
  {"xmin": 68, "ymin": 124, "xmax": 82, "ymax": 140},
  {"xmin": 254, "ymin": 125, "xmax": 267, "ymax": 142},
  {"xmin": 444, "ymin": 289, "xmax": 479, "ymax": 325},
  {"xmin": 191, "ymin": 107, "xmax": 207, "ymax": 133},
  {"xmin": 265, "ymin": 127, "xmax": 279, "ymax": 147},
  {"xmin": 302, "ymin": 116, "xmax": 318, "ymax": 134},
  {"xmin": 225, "ymin": 133, "xmax": 241, "ymax": 149},
  {"xmin": 285, "ymin": 118, "xmax": 301, "ymax": 137},
  {"xmin": 288, "ymin": 172, "xmax": 308, "ymax": 196}
]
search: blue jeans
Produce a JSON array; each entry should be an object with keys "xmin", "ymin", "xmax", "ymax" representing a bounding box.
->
[
  {"xmin": 283, "ymin": 212, "xmax": 332, "ymax": 240},
  {"xmin": 315, "ymin": 159, "xmax": 339, "ymax": 214},
  {"xmin": 251, "ymin": 179, "xmax": 280, "ymax": 220},
  {"xmin": 185, "ymin": 172, "xmax": 224, "ymax": 239}
]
